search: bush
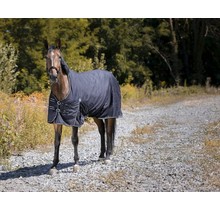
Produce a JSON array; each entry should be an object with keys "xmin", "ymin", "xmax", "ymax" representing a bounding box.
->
[
  {"xmin": 0, "ymin": 91, "xmax": 71, "ymax": 158},
  {"xmin": 0, "ymin": 43, "xmax": 18, "ymax": 94},
  {"xmin": 121, "ymin": 84, "xmax": 142, "ymax": 101}
]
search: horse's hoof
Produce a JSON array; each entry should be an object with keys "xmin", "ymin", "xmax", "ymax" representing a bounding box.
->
[
  {"xmin": 73, "ymin": 164, "xmax": 80, "ymax": 172},
  {"xmin": 104, "ymin": 159, "xmax": 111, "ymax": 164},
  {"xmin": 98, "ymin": 157, "xmax": 105, "ymax": 161},
  {"xmin": 48, "ymin": 168, "xmax": 58, "ymax": 175}
]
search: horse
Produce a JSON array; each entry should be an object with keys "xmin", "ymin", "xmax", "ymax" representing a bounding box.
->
[{"xmin": 44, "ymin": 40, "xmax": 122, "ymax": 174}]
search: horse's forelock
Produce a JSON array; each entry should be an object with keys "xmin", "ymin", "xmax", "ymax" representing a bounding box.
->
[{"xmin": 48, "ymin": 46, "xmax": 57, "ymax": 51}]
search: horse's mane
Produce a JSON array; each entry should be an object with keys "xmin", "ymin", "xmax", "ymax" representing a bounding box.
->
[{"xmin": 60, "ymin": 57, "xmax": 70, "ymax": 75}]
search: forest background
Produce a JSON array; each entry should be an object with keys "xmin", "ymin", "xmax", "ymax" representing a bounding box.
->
[{"xmin": 0, "ymin": 18, "xmax": 220, "ymax": 95}]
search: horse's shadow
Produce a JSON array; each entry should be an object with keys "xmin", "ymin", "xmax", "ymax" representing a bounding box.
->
[
  {"xmin": 0, "ymin": 159, "xmax": 99, "ymax": 181},
  {"xmin": 0, "ymin": 162, "xmax": 72, "ymax": 180}
]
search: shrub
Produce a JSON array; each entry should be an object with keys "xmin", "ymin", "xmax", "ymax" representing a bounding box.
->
[
  {"xmin": 121, "ymin": 84, "xmax": 143, "ymax": 101},
  {"xmin": 0, "ymin": 91, "xmax": 71, "ymax": 158},
  {"xmin": 0, "ymin": 43, "xmax": 18, "ymax": 94}
]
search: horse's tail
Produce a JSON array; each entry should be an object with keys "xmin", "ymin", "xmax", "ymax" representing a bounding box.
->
[{"xmin": 112, "ymin": 118, "xmax": 117, "ymax": 148}]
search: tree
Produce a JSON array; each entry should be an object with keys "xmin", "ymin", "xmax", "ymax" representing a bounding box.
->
[
  {"xmin": 42, "ymin": 19, "xmax": 94, "ymax": 72},
  {"xmin": 0, "ymin": 42, "xmax": 18, "ymax": 94},
  {"xmin": 0, "ymin": 19, "xmax": 47, "ymax": 93},
  {"xmin": 0, "ymin": 18, "xmax": 219, "ymax": 94},
  {"xmin": 191, "ymin": 19, "xmax": 207, "ymax": 84},
  {"xmin": 88, "ymin": 18, "xmax": 153, "ymax": 85},
  {"xmin": 0, "ymin": 18, "xmax": 94, "ymax": 93},
  {"xmin": 169, "ymin": 18, "xmax": 182, "ymax": 86}
]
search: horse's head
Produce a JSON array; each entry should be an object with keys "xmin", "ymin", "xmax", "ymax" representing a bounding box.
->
[{"xmin": 45, "ymin": 39, "xmax": 66, "ymax": 84}]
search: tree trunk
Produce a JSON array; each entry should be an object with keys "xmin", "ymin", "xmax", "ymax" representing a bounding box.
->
[
  {"xmin": 192, "ymin": 19, "xmax": 207, "ymax": 84},
  {"xmin": 169, "ymin": 18, "xmax": 181, "ymax": 86}
]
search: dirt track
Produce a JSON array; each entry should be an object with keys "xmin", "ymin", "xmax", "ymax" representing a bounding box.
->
[{"xmin": 0, "ymin": 95, "xmax": 220, "ymax": 191}]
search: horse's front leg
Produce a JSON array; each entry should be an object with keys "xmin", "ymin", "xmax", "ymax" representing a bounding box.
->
[
  {"xmin": 51, "ymin": 124, "xmax": 63, "ymax": 168},
  {"xmin": 72, "ymin": 126, "xmax": 80, "ymax": 172},
  {"xmin": 49, "ymin": 124, "xmax": 62, "ymax": 175}
]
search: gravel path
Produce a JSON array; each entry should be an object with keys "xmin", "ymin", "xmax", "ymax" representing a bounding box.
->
[{"xmin": 0, "ymin": 95, "xmax": 220, "ymax": 192}]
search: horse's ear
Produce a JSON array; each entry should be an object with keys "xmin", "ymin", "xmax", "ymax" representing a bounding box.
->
[
  {"xmin": 44, "ymin": 40, "xmax": 49, "ymax": 49},
  {"xmin": 56, "ymin": 39, "xmax": 61, "ymax": 49}
]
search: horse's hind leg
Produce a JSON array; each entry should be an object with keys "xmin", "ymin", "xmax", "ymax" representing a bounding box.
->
[
  {"xmin": 72, "ymin": 127, "xmax": 80, "ymax": 171},
  {"xmin": 105, "ymin": 118, "xmax": 116, "ymax": 162},
  {"xmin": 93, "ymin": 118, "xmax": 106, "ymax": 159}
]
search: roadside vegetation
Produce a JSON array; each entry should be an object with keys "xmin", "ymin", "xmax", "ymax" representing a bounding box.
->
[
  {"xmin": 0, "ymin": 91, "xmax": 70, "ymax": 158},
  {"xmin": 121, "ymin": 83, "xmax": 219, "ymax": 108},
  {"xmin": 0, "ymin": 85, "xmax": 219, "ymax": 159}
]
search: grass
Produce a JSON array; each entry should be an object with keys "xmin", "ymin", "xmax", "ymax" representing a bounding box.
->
[
  {"xmin": 202, "ymin": 121, "xmax": 220, "ymax": 188},
  {"xmin": 121, "ymin": 84, "xmax": 218, "ymax": 108},
  {"xmin": 204, "ymin": 121, "xmax": 220, "ymax": 147},
  {"xmin": 203, "ymin": 120, "xmax": 220, "ymax": 167},
  {"xmin": 100, "ymin": 170, "xmax": 127, "ymax": 191},
  {"xmin": 129, "ymin": 123, "xmax": 162, "ymax": 144},
  {"xmin": 68, "ymin": 169, "xmax": 128, "ymax": 191},
  {"xmin": 0, "ymin": 91, "xmax": 72, "ymax": 158},
  {"xmin": 0, "ymin": 84, "xmax": 219, "ymax": 159}
]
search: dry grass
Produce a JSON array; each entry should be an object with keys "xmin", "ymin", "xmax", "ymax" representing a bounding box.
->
[
  {"xmin": 100, "ymin": 170, "xmax": 127, "ymax": 189},
  {"xmin": 205, "ymin": 140, "xmax": 220, "ymax": 147},
  {"xmin": 129, "ymin": 123, "xmax": 162, "ymax": 144},
  {"xmin": 132, "ymin": 125, "xmax": 155, "ymax": 136},
  {"xmin": 1, "ymin": 84, "xmax": 219, "ymax": 159},
  {"xmin": 122, "ymin": 84, "xmax": 217, "ymax": 109},
  {"xmin": 204, "ymin": 121, "xmax": 220, "ymax": 147},
  {"xmin": 0, "ymin": 91, "xmax": 72, "ymax": 158},
  {"xmin": 202, "ymin": 121, "xmax": 220, "ymax": 188},
  {"xmin": 67, "ymin": 169, "xmax": 128, "ymax": 192}
]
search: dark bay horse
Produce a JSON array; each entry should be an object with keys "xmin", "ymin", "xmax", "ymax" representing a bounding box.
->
[{"xmin": 45, "ymin": 40, "xmax": 122, "ymax": 173}]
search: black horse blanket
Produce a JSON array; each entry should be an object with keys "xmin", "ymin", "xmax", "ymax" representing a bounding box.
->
[{"xmin": 48, "ymin": 67, "xmax": 122, "ymax": 127}]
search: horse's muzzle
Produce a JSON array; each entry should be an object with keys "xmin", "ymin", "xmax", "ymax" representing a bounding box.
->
[
  {"xmin": 49, "ymin": 66, "xmax": 59, "ymax": 83},
  {"xmin": 49, "ymin": 74, "xmax": 58, "ymax": 83}
]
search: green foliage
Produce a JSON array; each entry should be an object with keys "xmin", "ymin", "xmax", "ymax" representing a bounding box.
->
[
  {"xmin": 0, "ymin": 18, "xmax": 220, "ymax": 94},
  {"xmin": 42, "ymin": 19, "xmax": 94, "ymax": 72},
  {"xmin": 93, "ymin": 52, "xmax": 106, "ymax": 70},
  {"xmin": 0, "ymin": 43, "xmax": 18, "ymax": 94}
]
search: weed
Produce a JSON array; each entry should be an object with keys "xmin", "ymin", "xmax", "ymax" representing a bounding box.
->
[
  {"xmin": 100, "ymin": 170, "xmax": 127, "ymax": 191},
  {"xmin": 204, "ymin": 121, "xmax": 220, "ymax": 147},
  {"xmin": 129, "ymin": 124, "xmax": 158, "ymax": 144},
  {"xmin": 121, "ymin": 84, "xmax": 209, "ymax": 108},
  {"xmin": 0, "ymin": 91, "xmax": 71, "ymax": 158},
  {"xmin": 0, "ymin": 84, "xmax": 219, "ymax": 159}
]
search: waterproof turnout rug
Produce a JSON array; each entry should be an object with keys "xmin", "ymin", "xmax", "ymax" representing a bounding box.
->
[{"xmin": 48, "ymin": 64, "xmax": 122, "ymax": 127}]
